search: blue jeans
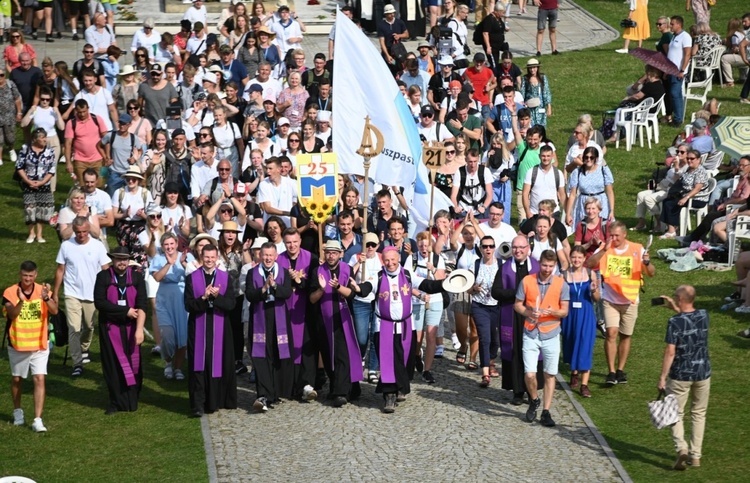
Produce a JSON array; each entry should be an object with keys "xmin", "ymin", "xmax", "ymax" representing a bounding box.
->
[
  {"xmin": 471, "ymin": 302, "xmax": 500, "ymax": 368},
  {"xmin": 107, "ymin": 170, "xmax": 126, "ymax": 197},
  {"xmin": 741, "ymin": 74, "xmax": 750, "ymax": 100},
  {"xmin": 667, "ymin": 75, "xmax": 685, "ymax": 124},
  {"xmin": 352, "ymin": 299, "xmax": 378, "ymax": 371},
  {"xmin": 709, "ymin": 177, "xmax": 733, "ymax": 206}
]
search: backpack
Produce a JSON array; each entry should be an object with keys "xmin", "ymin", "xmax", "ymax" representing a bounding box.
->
[
  {"xmin": 456, "ymin": 244, "xmax": 480, "ymax": 267},
  {"xmin": 412, "ymin": 252, "xmax": 451, "ymax": 309},
  {"xmin": 118, "ymin": 186, "xmax": 148, "ymax": 210},
  {"xmin": 106, "ymin": 131, "xmax": 136, "ymax": 161},
  {"xmin": 458, "ymin": 165, "xmax": 488, "ymax": 209},
  {"xmin": 305, "ymin": 69, "xmax": 330, "ymax": 88},
  {"xmin": 70, "ymin": 113, "xmax": 102, "ymax": 132},
  {"xmin": 529, "ymin": 165, "xmax": 561, "ymax": 191},
  {"xmin": 49, "ymin": 310, "xmax": 68, "ymax": 348},
  {"xmin": 472, "ymin": 17, "xmax": 485, "ymax": 46}
]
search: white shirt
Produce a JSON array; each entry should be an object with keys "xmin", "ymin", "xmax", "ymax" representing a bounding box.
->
[
  {"xmin": 85, "ymin": 188, "xmax": 112, "ymax": 216},
  {"xmin": 418, "ymin": 121, "xmax": 452, "ymax": 143},
  {"xmin": 55, "ymin": 238, "xmax": 111, "ymax": 301},
  {"xmin": 271, "ymin": 19, "xmax": 303, "ymax": 53},
  {"xmin": 524, "ymin": 166, "xmax": 565, "ymax": 215},
  {"xmin": 153, "ymin": 43, "xmax": 181, "ymax": 64},
  {"xmin": 257, "ymin": 177, "xmax": 298, "ymax": 226},
  {"xmin": 184, "ymin": 107, "xmax": 214, "ymax": 133},
  {"xmin": 454, "ymin": 167, "xmax": 490, "ymax": 213},
  {"xmin": 410, "ymin": 252, "xmax": 446, "ymax": 306},
  {"xmin": 186, "ymin": 34, "xmax": 208, "ymax": 56},
  {"xmin": 212, "ymin": 122, "xmax": 242, "ymax": 150},
  {"xmin": 155, "ymin": 119, "xmax": 197, "ymax": 142},
  {"xmin": 111, "ymin": 187, "xmax": 154, "ymax": 221},
  {"xmin": 348, "ymin": 253, "xmax": 383, "ymax": 303},
  {"xmin": 668, "ymin": 31, "xmax": 693, "ymax": 71},
  {"xmin": 243, "ymin": 77, "xmax": 283, "ymax": 103},
  {"xmin": 73, "ymin": 87, "xmax": 115, "ymax": 131},
  {"xmin": 478, "ymin": 221, "xmax": 517, "ymax": 259},
  {"xmin": 564, "ymin": 141, "xmax": 604, "ymax": 169},
  {"xmin": 183, "ymin": 6, "xmax": 208, "ymax": 27},
  {"xmin": 373, "ymin": 268, "xmax": 411, "ymax": 332},
  {"xmin": 161, "ymin": 205, "xmax": 193, "ymax": 235},
  {"xmin": 85, "ymin": 25, "xmax": 116, "ymax": 55},
  {"xmin": 190, "ymin": 160, "xmax": 218, "ymax": 200},
  {"xmin": 130, "ymin": 29, "xmax": 162, "ymax": 57}
]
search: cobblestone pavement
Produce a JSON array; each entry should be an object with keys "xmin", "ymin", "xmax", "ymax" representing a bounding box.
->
[{"xmin": 207, "ymin": 351, "xmax": 627, "ymax": 482}]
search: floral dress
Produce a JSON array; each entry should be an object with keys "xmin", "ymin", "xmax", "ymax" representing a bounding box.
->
[
  {"xmin": 693, "ymin": 33, "xmax": 722, "ymax": 68},
  {"xmin": 520, "ymin": 74, "xmax": 552, "ymax": 127},
  {"xmin": 16, "ymin": 145, "xmax": 56, "ymax": 224},
  {"xmin": 277, "ymin": 88, "xmax": 309, "ymax": 129}
]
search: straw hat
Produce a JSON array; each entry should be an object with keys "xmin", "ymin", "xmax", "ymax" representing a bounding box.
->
[
  {"xmin": 323, "ymin": 240, "xmax": 343, "ymax": 252},
  {"xmin": 257, "ymin": 26, "xmax": 276, "ymax": 39},
  {"xmin": 123, "ymin": 165, "xmax": 144, "ymax": 180},
  {"xmin": 251, "ymin": 236, "xmax": 268, "ymax": 249},
  {"xmin": 526, "ymin": 58, "xmax": 540, "ymax": 68},
  {"xmin": 118, "ymin": 65, "xmax": 136, "ymax": 76},
  {"xmin": 219, "ymin": 220, "xmax": 242, "ymax": 233},
  {"xmin": 189, "ymin": 233, "xmax": 218, "ymax": 250},
  {"xmin": 442, "ymin": 269, "xmax": 476, "ymax": 294}
]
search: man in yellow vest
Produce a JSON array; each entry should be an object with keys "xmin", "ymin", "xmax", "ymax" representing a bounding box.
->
[
  {"xmin": 587, "ymin": 221, "xmax": 655, "ymax": 385},
  {"xmin": 3, "ymin": 261, "xmax": 59, "ymax": 432},
  {"xmin": 514, "ymin": 249, "xmax": 569, "ymax": 427}
]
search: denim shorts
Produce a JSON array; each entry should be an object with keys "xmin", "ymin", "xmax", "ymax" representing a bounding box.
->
[
  {"xmin": 522, "ymin": 332, "xmax": 560, "ymax": 375},
  {"xmin": 537, "ymin": 8, "xmax": 558, "ymax": 30}
]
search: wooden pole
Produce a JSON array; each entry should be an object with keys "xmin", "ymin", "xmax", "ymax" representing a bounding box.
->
[
  {"xmin": 359, "ymin": 160, "xmax": 371, "ymax": 283},
  {"xmin": 428, "ymin": 179, "xmax": 436, "ymax": 229},
  {"xmin": 318, "ymin": 221, "xmax": 324, "ymax": 260}
]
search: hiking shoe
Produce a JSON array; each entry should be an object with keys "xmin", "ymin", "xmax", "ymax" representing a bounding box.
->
[
  {"xmin": 616, "ymin": 370, "xmax": 628, "ymax": 384},
  {"xmin": 569, "ymin": 373, "xmax": 580, "ymax": 389},
  {"xmin": 174, "ymin": 369, "xmax": 185, "ymax": 381},
  {"xmin": 726, "ymin": 291, "xmax": 742, "ymax": 302},
  {"xmin": 605, "ymin": 372, "xmax": 618, "ymax": 385},
  {"xmin": 421, "ymin": 370, "xmax": 436, "ymax": 384},
  {"xmin": 253, "ymin": 397, "xmax": 268, "ymax": 413},
  {"xmin": 525, "ymin": 398, "xmax": 540, "ymax": 422},
  {"xmin": 741, "ymin": 98, "xmax": 750, "ymax": 104},
  {"xmin": 71, "ymin": 365, "xmax": 83, "ymax": 377},
  {"xmin": 13, "ymin": 408, "xmax": 24, "ymax": 426},
  {"xmin": 673, "ymin": 451, "xmax": 689, "ymax": 470},
  {"xmin": 332, "ymin": 396, "xmax": 347, "ymax": 408},
  {"xmin": 302, "ymin": 385, "xmax": 318, "ymax": 401},
  {"xmin": 383, "ymin": 393, "xmax": 396, "ymax": 413},
  {"xmin": 81, "ymin": 352, "xmax": 91, "ymax": 364},
  {"xmin": 164, "ymin": 364, "xmax": 174, "ymax": 380},
  {"xmin": 540, "ymin": 410, "xmax": 556, "ymax": 427},
  {"xmin": 31, "ymin": 418, "xmax": 47, "ymax": 433},
  {"xmin": 396, "ymin": 392, "xmax": 406, "ymax": 402},
  {"xmin": 580, "ymin": 385, "xmax": 592, "ymax": 398}
]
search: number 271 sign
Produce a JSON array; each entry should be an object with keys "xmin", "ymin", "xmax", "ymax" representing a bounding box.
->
[{"xmin": 296, "ymin": 153, "xmax": 339, "ymax": 223}]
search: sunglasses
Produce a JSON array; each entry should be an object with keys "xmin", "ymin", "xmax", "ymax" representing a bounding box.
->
[
  {"xmin": 149, "ymin": 214, "xmax": 162, "ymax": 219},
  {"xmin": 220, "ymin": 208, "xmax": 233, "ymax": 213},
  {"xmin": 573, "ymin": 131, "xmax": 582, "ymax": 135},
  {"xmin": 366, "ymin": 242, "xmax": 378, "ymax": 248},
  {"xmin": 445, "ymin": 150, "xmax": 455, "ymax": 154},
  {"xmin": 482, "ymin": 244, "xmax": 495, "ymax": 249},
  {"xmin": 40, "ymin": 97, "xmax": 51, "ymax": 102},
  {"xmin": 218, "ymin": 168, "xmax": 231, "ymax": 172},
  {"xmin": 84, "ymin": 50, "xmax": 94, "ymax": 54},
  {"xmin": 126, "ymin": 178, "xmax": 139, "ymax": 182},
  {"xmin": 422, "ymin": 113, "xmax": 434, "ymax": 118},
  {"xmin": 128, "ymin": 106, "xmax": 139, "ymax": 111},
  {"xmin": 687, "ymin": 156, "xmax": 698, "ymax": 160},
  {"xmin": 677, "ymin": 150, "xmax": 687, "ymax": 154},
  {"xmin": 11, "ymin": 35, "xmax": 20, "ymax": 39},
  {"xmin": 200, "ymin": 133, "xmax": 211, "ymax": 137},
  {"xmin": 288, "ymin": 139, "xmax": 300, "ymax": 143},
  {"xmin": 0, "ymin": 73, "xmax": 5, "ymax": 77},
  {"xmin": 583, "ymin": 155, "xmax": 595, "ymax": 160},
  {"xmin": 656, "ymin": 22, "xmax": 665, "ymax": 26}
]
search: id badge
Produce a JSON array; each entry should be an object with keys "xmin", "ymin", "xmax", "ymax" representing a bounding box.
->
[
  {"xmin": 118, "ymin": 300, "xmax": 127, "ymax": 306},
  {"xmin": 572, "ymin": 301, "xmax": 582, "ymax": 309},
  {"xmin": 395, "ymin": 323, "xmax": 402, "ymax": 335}
]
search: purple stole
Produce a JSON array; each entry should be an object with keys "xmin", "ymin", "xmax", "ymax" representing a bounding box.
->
[
  {"xmin": 318, "ymin": 263, "xmax": 363, "ymax": 383},
  {"xmin": 191, "ymin": 268, "xmax": 229, "ymax": 377},
  {"xmin": 250, "ymin": 265, "xmax": 291, "ymax": 360},
  {"xmin": 277, "ymin": 249, "xmax": 312, "ymax": 364},
  {"xmin": 376, "ymin": 268, "xmax": 413, "ymax": 384},
  {"xmin": 499, "ymin": 257, "xmax": 539, "ymax": 360},
  {"xmin": 105, "ymin": 268, "xmax": 140, "ymax": 387}
]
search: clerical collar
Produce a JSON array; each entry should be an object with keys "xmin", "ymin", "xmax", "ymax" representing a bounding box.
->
[
  {"xmin": 203, "ymin": 267, "xmax": 216, "ymax": 275},
  {"xmin": 386, "ymin": 270, "xmax": 399, "ymax": 278}
]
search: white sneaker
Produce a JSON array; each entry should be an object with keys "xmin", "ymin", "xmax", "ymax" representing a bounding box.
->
[
  {"xmin": 164, "ymin": 363, "xmax": 174, "ymax": 380},
  {"xmin": 302, "ymin": 385, "xmax": 318, "ymax": 401},
  {"xmin": 13, "ymin": 408, "xmax": 24, "ymax": 426},
  {"xmin": 615, "ymin": 49, "xmax": 628, "ymax": 54},
  {"xmin": 9, "ymin": 149, "xmax": 16, "ymax": 162},
  {"xmin": 59, "ymin": 155, "xmax": 66, "ymax": 164},
  {"xmin": 174, "ymin": 369, "xmax": 185, "ymax": 381},
  {"xmin": 31, "ymin": 418, "xmax": 47, "ymax": 433}
]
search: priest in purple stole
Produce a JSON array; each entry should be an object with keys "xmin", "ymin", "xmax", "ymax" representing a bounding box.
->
[
  {"xmin": 245, "ymin": 241, "xmax": 294, "ymax": 412},
  {"xmin": 491, "ymin": 235, "xmax": 544, "ymax": 406},
  {"xmin": 277, "ymin": 228, "xmax": 319, "ymax": 401},
  {"xmin": 309, "ymin": 240, "xmax": 363, "ymax": 408},
  {"xmin": 94, "ymin": 247, "xmax": 147, "ymax": 415},
  {"xmin": 349, "ymin": 246, "xmax": 445, "ymax": 413},
  {"xmin": 185, "ymin": 244, "xmax": 237, "ymax": 418}
]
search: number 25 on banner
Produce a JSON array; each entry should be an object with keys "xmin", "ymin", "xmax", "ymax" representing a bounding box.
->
[{"xmin": 422, "ymin": 144, "xmax": 446, "ymax": 170}]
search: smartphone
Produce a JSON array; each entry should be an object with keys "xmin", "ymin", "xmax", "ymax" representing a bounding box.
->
[{"xmin": 651, "ymin": 297, "xmax": 665, "ymax": 306}]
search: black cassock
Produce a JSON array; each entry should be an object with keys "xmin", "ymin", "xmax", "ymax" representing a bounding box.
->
[
  {"xmin": 245, "ymin": 267, "xmax": 295, "ymax": 403},
  {"xmin": 94, "ymin": 268, "xmax": 148, "ymax": 412},
  {"xmin": 285, "ymin": 254, "xmax": 320, "ymax": 398},
  {"xmin": 185, "ymin": 270, "xmax": 237, "ymax": 414}
]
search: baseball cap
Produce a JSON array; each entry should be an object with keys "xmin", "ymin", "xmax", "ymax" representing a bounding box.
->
[
  {"xmin": 473, "ymin": 52, "xmax": 486, "ymax": 63},
  {"xmin": 172, "ymin": 128, "xmax": 186, "ymax": 137},
  {"xmin": 277, "ymin": 117, "xmax": 291, "ymax": 126},
  {"xmin": 421, "ymin": 105, "xmax": 435, "ymax": 116},
  {"xmin": 118, "ymin": 112, "xmax": 133, "ymax": 124},
  {"xmin": 247, "ymin": 83, "xmax": 263, "ymax": 93}
]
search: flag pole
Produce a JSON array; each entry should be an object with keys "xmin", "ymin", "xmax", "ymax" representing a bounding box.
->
[{"xmin": 356, "ymin": 116, "xmax": 384, "ymax": 282}]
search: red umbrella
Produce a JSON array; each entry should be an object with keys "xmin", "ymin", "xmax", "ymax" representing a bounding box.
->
[{"xmin": 629, "ymin": 48, "xmax": 680, "ymax": 76}]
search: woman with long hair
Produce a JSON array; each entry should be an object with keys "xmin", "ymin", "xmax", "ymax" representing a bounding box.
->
[
  {"xmin": 300, "ymin": 119, "xmax": 325, "ymax": 154},
  {"xmin": 141, "ymin": 129, "xmax": 169, "ymax": 202},
  {"xmin": 15, "ymin": 128, "xmax": 55, "ymax": 243},
  {"xmin": 721, "ymin": 18, "xmax": 746, "ymax": 88},
  {"xmin": 133, "ymin": 46, "xmax": 150, "ymax": 79},
  {"xmin": 213, "ymin": 105, "xmax": 244, "ymax": 177},
  {"xmin": 574, "ymin": 197, "xmax": 609, "ymax": 260},
  {"xmin": 127, "ymin": 99, "xmax": 153, "ymax": 147},
  {"xmin": 617, "ymin": 0, "xmax": 650, "ymax": 53},
  {"xmin": 217, "ymin": 221, "xmax": 249, "ymax": 374},
  {"xmin": 252, "ymin": 0, "xmax": 272, "ymax": 25},
  {"xmin": 530, "ymin": 215, "xmax": 568, "ymax": 271},
  {"xmin": 454, "ymin": 134, "xmax": 468, "ymax": 165},
  {"xmin": 691, "ymin": 21, "xmax": 723, "ymax": 69},
  {"xmin": 221, "ymin": 2, "xmax": 248, "ymax": 39},
  {"xmin": 240, "ymin": 148, "xmax": 265, "ymax": 196},
  {"xmin": 520, "ymin": 58, "xmax": 552, "ymax": 127},
  {"xmin": 4, "ymin": 29, "xmax": 36, "ymax": 72},
  {"xmin": 247, "ymin": 120, "xmax": 279, "ymax": 160},
  {"xmin": 20, "ymin": 87, "xmax": 64, "ymax": 191},
  {"xmin": 54, "ymin": 61, "xmax": 78, "ymax": 119},
  {"xmin": 151, "ymin": 232, "xmax": 195, "ymax": 380},
  {"xmin": 482, "ymin": 132, "xmax": 513, "ymax": 223},
  {"xmin": 406, "ymin": 85, "xmax": 422, "ymax": 123},
  {"xmin": 238, "ymin": 30, "xmax": 263, "ymax": 78},
  {"xmin": 228, "ymin": 14, "xmax": 250, "ymax": 53},
  {"xmin": 159, "ymin": 181, "xmax": 193, "ymax": 244},
  {"xmin": 565, "ymin": 146, "xmax": 615, "ymax": 228},
  {"xmin": 284, "ymin": 131, "xmax": 302, "ymax": 167},
  {"xmin": 56, "ymin": 188, "xmax": 101, "ymax": 240},
  {"xmin": 561, "ymin": 246, "xmax": 599, "ymax": 398},
  {"xmin": 112, "ymin": 66, "xmax": 141, "ymax": 113}
]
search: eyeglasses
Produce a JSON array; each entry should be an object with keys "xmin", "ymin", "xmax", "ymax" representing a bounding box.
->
[
  {"xmin": 218, "ymin": 168, "xmax": 231, "ymax": 172},
  {"xmin": 445, "ymin": 150, "xmax": 455, "ymax": 154},
  {"xmin": 144, "ymin": 26, "xmax": 153, "ymax": 30},
  {"xmin": 40, "ymin": 98, "xmax": 51, "ymax": 102},
  {"xmin": 739, "ymin": 163, "xmax": 750, "ymax": 168},
  {"xmin": 489, "ymin": 212, "xmax": 502, "ymax": 217},
  {"xmin": 366, "ymin": 242, "xmax": 377, "ymax": 248},
  {"xmin": 482, "ymin": 244, "xmax": 495, "ymax": 249}
]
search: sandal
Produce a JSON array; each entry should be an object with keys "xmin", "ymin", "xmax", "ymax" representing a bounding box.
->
[
  {"xmin": 489, "ymin": 364, "xmax": 500, "ymax": 378},
  {"xmin": 456, "ymin": 352, "xmax": 467, "ymax": 364},
  {"xmin": 659, "ymin": 232, "xmax": 676, "ymax": 240},
  {"xmin": 479, "ymin": 375, "xmax": 490, "ymax": 388},
  {"xmin": 466, "ymin": 361, "xmax": 479, "ymax": 371}
]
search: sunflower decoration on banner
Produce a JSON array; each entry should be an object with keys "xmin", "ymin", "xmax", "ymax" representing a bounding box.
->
[{"xmin": 296, "ymin": 153, "xmax": 339, "ymax": 224}]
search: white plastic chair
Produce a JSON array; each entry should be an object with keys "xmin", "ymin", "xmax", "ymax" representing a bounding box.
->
[
  {"xmin": 615, "ymin": 97, "xmax": 654, "ymax": 151},
  {"xmin": 702, "ymin": 150, "xmax": 725, "ymax": 177},
  {"xmin": 0, "ymin": 477, "xmax": 37, "ymax": 483},
  {"xmin": 727, "ymin": 204, "xmax": 750, "ymax": 266},
  {"xmin": 693, "ymin": 46, "xmax": 726, "ymax": 88},
  {"xmin": 679, "ymin": 177, "xmax": 717, "ymax": 236},
  {"xmin": 646, "ymin": 95, "xmax": 665, "ymax": 144},
  {"xmin": 683, "ymin": 56, "xmax": 714, "ymax": 107}
]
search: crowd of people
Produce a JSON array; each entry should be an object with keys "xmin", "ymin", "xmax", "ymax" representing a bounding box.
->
[{"xmin": 2, "ymin": 0, "xmax": 731, "ymax": 470}]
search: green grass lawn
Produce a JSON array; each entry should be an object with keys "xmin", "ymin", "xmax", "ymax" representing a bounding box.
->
[{"xmin": 1, "ymin": 1, "xmax": 750, "ymax": 480}]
